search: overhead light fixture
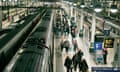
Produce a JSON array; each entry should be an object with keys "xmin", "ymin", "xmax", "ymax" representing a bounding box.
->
[
  {"xmin": 94, "ymin": 4, "xmax": 102, "ymax": 12},
  {"xmin": 69, "ymin": 2, "xmax": 72, "ymax": 5},
  {"xmin": 90, "ymin": 3, "xmax": 93, "ymax": 8},
  {"xmin": 90, "ymin": 5, "xmax": 93, "ymax": 8},
  {"xmin": 80, "ymin": 2, "xmax": 85, "ymax": 8},
  {"xmin": 110, "ymin": 4, "xmax": 118, "ymax": 13},
  {"xmin": 15, "ymin": 0, "xmax": 18, "ymax": 2},
  {"xmin": 73, "ymin": 3, "xmax": 77, "ymax": 6},
  {"xmin": 3, "ymin": 0, "xmax": 6, "ymax": 1}
]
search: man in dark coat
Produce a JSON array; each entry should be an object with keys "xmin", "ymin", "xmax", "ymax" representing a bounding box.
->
[
  {"xmin": 72, "ymin": 54, "xmax": 78, "ymax": 71},
  {"xmin": 103, "ymin": 48, "xmax": 108, "ymax": 64},
  {"xmin": 60, "ymin": 40, "xmax": 64, "ymax": 52},
  {"xmin": 77, "ymin": 49, "xmax": 84, "ymax": 71},
  {"xmin": 64, "ymin": 56, "xmax": 72, "ymax": 72},
  {"xmin": 81, "ymin": 58, "xmax": 89, "ymax": 72},
  {"xmin": 64, "ymin": 40, "xmax": 70, "ymax": 53},
  {"xmin": 73, "ymin": 40, "xmax": 78, "ymax": 52}
]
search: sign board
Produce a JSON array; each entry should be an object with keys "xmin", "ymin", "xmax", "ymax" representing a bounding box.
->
[
  {"xmin": 92, "ymin": 67, "xmax": 120, "ymax": 72},
  {"xmin": 104, "ymin": 38, "xmax": 114, "ymax": 48},
  {"xmin": 94, "ymin": 42, "xmax": 103, "ymax": 64},
  {"xmin": 104, "ymin": 30, "xmax": 110, "ymax": 36},
  {"xmin": 94, "ymin": 42, "xmax": 102, "ymax": 50},
  {"xmin": 95, "ymin": 34, "xmax": 104, "ymax": 42}
]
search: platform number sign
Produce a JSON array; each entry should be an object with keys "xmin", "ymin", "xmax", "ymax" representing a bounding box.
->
[
  {"xmin": 94, "ymin": 42, "xmax": 102, "ymax": 50},
  {"xmin": 94, "ymin": 42, "xmax": 103, "ymax": 64}
]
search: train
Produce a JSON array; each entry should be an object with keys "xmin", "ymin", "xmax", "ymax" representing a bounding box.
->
[{"xmin": 3, "ymin": 9, "xmax": 54, "ymax": 72}]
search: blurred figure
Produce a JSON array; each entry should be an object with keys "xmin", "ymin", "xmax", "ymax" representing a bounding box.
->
[
  {"xmin": 8, "ymin": 16, "xmax": 10, "ymax": 22},
  {"xmin": 72, "ymin": 54, "xmax": 78, "ymax": 72},
  {"xmin": 63, "ymin": 40, "xmax": 70, "ymax": 53},
  {"xmin": 77, "ymin": 49, "xmax": 84, "ymax": 71},
  {"xmin": 81, "ymin": 58, "xmax": 89, "ymax": 72},
  {"xmin": 103, "ymin": 48, "xmax": 108, "ymax": 64},
  {"xmin": 64, "ymin": 56, "xmax": 72, "ymax": 72},
  {"xmin": 60, "ymin": 39, "xmax": 64, "ymax": 52},
  {"xmin": 73, "ymin": 40, "xmax": 78, "ymax": 52},
  {"xmin": 71, "ymin": 26, "xmax": 76, "ymax": 39},
  {"xmin": 11, "ymin": 16, "xmax": 14, "ymax": 23}
]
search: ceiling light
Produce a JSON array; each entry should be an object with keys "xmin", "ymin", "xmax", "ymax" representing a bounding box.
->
[
  {"xmin": 110, "ymin": 5, "xmax": 118, "ymax": 13},
  {"xmin": 73, "ymin": 3, "xmax": 77, "ymax": 6},
  {"xmin": 69, "ymin": 2, "xmax": 72, "ymax": 5},
  {"xmin": 94, "ymin": 4, "xmax": 102, "ymax": 12},
  {"xmin": 80, "ymin": 3, "xmax": 85, "ymax": 8}
]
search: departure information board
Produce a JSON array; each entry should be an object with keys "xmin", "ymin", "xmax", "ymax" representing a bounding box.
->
[{"xmin": 104, "ymin": 38, "xmax": 114, "ymax": 48}]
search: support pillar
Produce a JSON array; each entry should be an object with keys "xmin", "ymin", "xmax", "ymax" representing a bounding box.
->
[
  {"xmin": 0, "ymin": 6, "xmax": 2, "ymax": 30},
  {"xmin": 74, "ymin": 7, "xmax": 76, "ymax": 22},
  {"xmin": 70, "ymin": 6, "xmax": 73, "ymax": 17},
  {"xmin": 113, "ymin": 38, "xmax": 120, "ymax": 67},
  {"xmin": 89, "ymin": 12, "xmax": 96, "ymax": 52},
  {"xmin": 79, "ymin": 9, "xmax": 84, "ymax": 37}
]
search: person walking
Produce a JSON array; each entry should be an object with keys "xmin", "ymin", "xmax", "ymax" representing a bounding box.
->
[
  {"xmin": 73, "ymin": 40, "xmax": 78, "ymax": 52},
  {"xmin": 64, "ymin": 56, "xmax": 73, "ymax": 72},
  {"xmin": 60, "ymin": 39, "xmax": 64, "ymax": 52},
  {"xmin": 77, "ymin": 49, "xmax": 84, "ymax": 71},
  {"xmin": 103, "ymin": 48, "xmax": 108, "ymax": 64},
  {"xmin": 63, "ymin": 40, "xmax": 70, "ymax": 53},
  {"xmin": 72, "ymin": 54, "xmax": 78, "ymax": 72},
  {"xmin": 81, "ymin": 58, "xmax": 89, "ymax": 72}
]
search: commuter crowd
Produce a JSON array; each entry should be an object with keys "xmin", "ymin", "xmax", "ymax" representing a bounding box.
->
[
  {"xmin": 54, "ymin": 11, "xmax": 89, "ymax": 72},
  {"xmin": 54, "ymin": 10, "xmax": 109, "ymax": 72},
  {"xmin": 64, "ymin": 50, "xmax": 89, "ymax": 72}
]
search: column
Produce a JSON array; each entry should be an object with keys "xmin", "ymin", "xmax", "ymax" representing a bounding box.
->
[
  {"xmin": 89, "ymin": 12, "xmax": 96, "ymax": 52},
  {"xmin": 60, "ymin": 9, "xmax": 62, "ymax": 24},
  {"xmin": 80, "ymin": 9, "xmax": 84, "ymax": 30},
  {"xmin": 7, "ymin": 0, "xmax": 10, "ymax": 20},
  {"xmin": 15, "ymin": 0, "xmax": 17, "ymax": 15},
  {"xmin": 0, "ymin": 5, "xmax": 2, "ymax": 30},
  {"xmin": 26, "ymin": 0, "xmax": 28, "ymax": 15},
  {"xmin": 68, "ymin": 4, "xmax": 70, "ymax": 19},
  {"xmin": 74, "ymin": 7, "xmax": 76, "ymax": 22},
  {"xmin": 79, "ymin": 9, "xmax": 84, "ymax": 37},
  {"xmin": 113, "ymin": 38, "xmax": 120, "ymax": 67},
  {"xmin": 70, "ymin": 6, "xmax": 73, "ymax": 17}
]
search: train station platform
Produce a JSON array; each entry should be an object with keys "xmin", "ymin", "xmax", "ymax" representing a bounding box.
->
[
  {"xmin": 2, "ymin": 15, "xmax": 19, "ymax": 28},
  {"xmin": 2, "ymin": 9, "xmax": 25, "ymax": 28},
  {"xmin": 0, "ymin": 7, "xmax": 119, "ymax": 72},
  {"xmin": 54, "ymin": 33, "xmax": 114, "ymax": 72},
  {"xmin": 54, "ymin": 15, "xmax": 114, "ymax": 72}
]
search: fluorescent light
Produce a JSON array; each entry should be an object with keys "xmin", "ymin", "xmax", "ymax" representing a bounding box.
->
[
  {"xmin": 80, "ymin": 2, "xmax": 85, "ymax": 8},
  {"xmin": 69, "ymin": 2, "xmax": 72, "ymax": 5},
  {"xmin": 94, "ymin": 4, "xmax": 103, "ymax": 12},
  {"xmin": 80, "ymin": 5, "xmax": 85, "ymax": 8},
  {"xmin": 90, "ymin": 5, "xmax": 93, "ymax": 8},
  {"xmin": 110, "ymin": 9, "xmax": 118, "ymax": 13},
  {"xmin": 110, "ymin": 5, "xmax": 118, "ymax": 13},
  {"xmin": 94, "ymin": 8, "xmax": 102, "ymax": 12},
  {"xmin": 73, "ymin": 3, "xmax": 77, "ymax": 6},
  {"xmin": 15, "ymin": 0, "xmax": 18, "ymax": 2}
]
